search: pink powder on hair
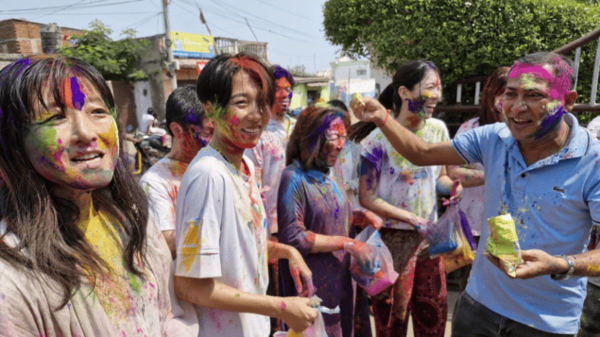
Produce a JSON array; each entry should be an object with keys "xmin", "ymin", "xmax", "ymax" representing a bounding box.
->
[{"xmin": 509, "ymin": 62, "xmax": 571, "ymax": 101}]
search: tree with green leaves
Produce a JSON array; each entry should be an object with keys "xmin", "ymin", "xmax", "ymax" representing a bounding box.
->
[
  {"xmin": 58, "ymin": 20, "xmax": 149, "ymax": 82},
  {"xmin": 323, "ymin": 0, "xmax": 600, "ymax": 107}
]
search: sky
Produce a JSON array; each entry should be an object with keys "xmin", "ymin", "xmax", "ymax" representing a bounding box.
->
[{"xmin": 0, "ymin": 0, "xmax": 342, "ymax": 73}]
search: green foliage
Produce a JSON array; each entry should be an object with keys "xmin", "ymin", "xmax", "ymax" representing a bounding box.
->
[
  {"xmin": 57, "ymin": 20, "xmax": 149, "ymax": 81},
  {"xmin": 323, "ymin": 0, "xmax": 600, "ymax": 108},
  {"xmin": 289, "ymin": 65, "xmax": 312, "ymax": 76}
]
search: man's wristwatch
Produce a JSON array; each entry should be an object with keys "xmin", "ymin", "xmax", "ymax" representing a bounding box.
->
[{"xmin": 551, "ymin": 255, "xmax": 575, "ymax": 280}]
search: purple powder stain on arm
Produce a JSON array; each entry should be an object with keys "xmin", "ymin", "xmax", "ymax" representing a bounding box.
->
[
  {"xmin": 362, "ymin": 146, "xmax": 384, "ymax": 173},
  {"xmin": 70, "ymin": 77, "xmax": 86, "ymax": 111}
]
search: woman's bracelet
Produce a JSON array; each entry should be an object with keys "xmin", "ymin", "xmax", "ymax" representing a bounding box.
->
[{"xmin": 376, "ymin": 109, "xmax": 390, "ymax": 128}]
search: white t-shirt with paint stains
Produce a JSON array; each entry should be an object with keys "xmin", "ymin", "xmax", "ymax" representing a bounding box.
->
[
  {"xmin": 361, "ymin": 118, "xmax": 450, "ymax": 230},
  {"xmin": 245, "ymin": 116, "xmax": 295, "ymax": 235},
  {"xmin": 139, "ymin": 158, "xmax": 189, "ymax": 232},
  {"xmin": 175, "ymin": 145, "xmax": 270, "ymax": 337}
]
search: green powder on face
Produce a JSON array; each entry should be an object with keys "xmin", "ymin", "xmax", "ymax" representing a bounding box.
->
[
  {"xmin": 520, "ymin": 74, "xmax": 537, "ymax": 90},
  {"xmin": 34, "ymin": 126, "xmax": 59, "ymax": 153}
]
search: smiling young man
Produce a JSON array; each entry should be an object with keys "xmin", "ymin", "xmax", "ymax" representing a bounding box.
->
[
  {"xmin": 174, "ymin": 54, "xmax": 317, "ymax": 336},
  {"xmin": 350, "ymin": 52, "xmax": 600, "ymax": 337}
]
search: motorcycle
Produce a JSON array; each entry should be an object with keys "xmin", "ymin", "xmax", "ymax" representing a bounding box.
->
[{"xmin": 132, "ymin": 132, "xmax": 170, "ymax": 175}]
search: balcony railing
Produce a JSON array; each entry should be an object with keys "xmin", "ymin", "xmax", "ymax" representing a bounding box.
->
[{"xmin": 214, "ymin": 37, "xmax": 268, "ymax": 61}]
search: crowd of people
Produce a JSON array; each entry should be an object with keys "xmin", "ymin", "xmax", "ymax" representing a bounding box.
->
[{"xmin": 0, "ymin": 50, "xmax": 599, "ymax": 337}]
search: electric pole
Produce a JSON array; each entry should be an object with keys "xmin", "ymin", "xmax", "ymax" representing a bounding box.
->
[{"xmin": 162, "ymin": 0, "xmax": 177, "ymax": 91}]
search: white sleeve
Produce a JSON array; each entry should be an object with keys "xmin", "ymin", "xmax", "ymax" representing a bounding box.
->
[
  {"xmin": 175, "ymin": 168, "xmax": 225, "ymax": 279},
  {"xmin": 140, "ymin": 175, "xmax": 176, "ymax": 232}
]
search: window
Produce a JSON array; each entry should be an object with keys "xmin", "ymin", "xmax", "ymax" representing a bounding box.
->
[{"xmin": 357, "ymin": 69, "xmax": 367, "ymax": 76}]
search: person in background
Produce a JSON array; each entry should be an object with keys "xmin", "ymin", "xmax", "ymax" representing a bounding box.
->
[
  {"xmin": 356, "ymin": 60, "xmax": 455, "ymax": 337},
  {"xmin": 578, "ymin": 121, "xmax": 600, "ymax": 337},
  {"xmin": 586, "ymin": 114, "xmax": 600, "ymax": 142},
  {"xmin": 173, "ymin": 53, "xmax": 317, "ymax": 336},
  {"xmin": 245, "ymin": 64, "xmax": 296, "ymax": 334},
  {"xmin": 140, "ymin": 107, "xmax": 155, "ymax": 134},
  {"xmin": 330, "ymin": 99, "xmax": 363, "ymax": 210},
  {"xmin": 139, "ymin": 85, "xmax": 213, "ymax": 258},
  {"xmin": 278, "ymin": 106, "xmax": 380, "ymax": 337},
  {"xmin": 246, "ymin": 64, "xmax": 296, "ymax": 237},
  {"xmin": 448, "ymin": 66, "xmax": 509, "ymax": 292},
  {"xmin": 0, "ymin": 55, "xmax": 174, "ymax": 336},
  {"xmin": 352, "ymin": 52, "xmax": 600, "ymax": 337}
]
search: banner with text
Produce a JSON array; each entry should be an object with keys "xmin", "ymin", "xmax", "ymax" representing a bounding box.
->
[{"xmin": 170, "ymin": 31, "xmax": 215, "ymax": 59}]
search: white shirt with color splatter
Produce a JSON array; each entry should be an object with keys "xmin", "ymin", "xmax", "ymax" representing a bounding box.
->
[
  {"xmin": 361, "ymin": 118, "xmax": 450, "ymax": 230},
  {"xmin": 175, "ymin": 145, "xmax": 270, "ymax": 337},
  {"xmin": 245, "ymin": 116, "xmax": 295, "ymax": 235},
  {"xmin": 140, "ymin": 157, "xmax": 189, "ymax": 232}
]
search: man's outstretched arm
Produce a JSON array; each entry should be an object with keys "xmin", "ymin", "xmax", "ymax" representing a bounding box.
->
[{"xmin": 351, "ymin": 97, "xmax": 466, "ymax": 166}]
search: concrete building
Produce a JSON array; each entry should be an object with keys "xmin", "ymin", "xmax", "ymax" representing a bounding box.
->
[
  {"xmin": 0, "ymin": 19, "xmax": 82, "ymax": 55},
  {"xmin": 329, "ymin": 56, "xmax": 393, "ymax": 107},
  {"xmin": 137, "ymin": 32, "xmax": 269, "ymax": 126}
]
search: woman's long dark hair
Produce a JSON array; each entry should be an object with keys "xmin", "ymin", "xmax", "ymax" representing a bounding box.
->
[
  {"xmin": 0, "ymin": 56, "xmax": 149, "ymax": 308},
  {"xmin": 348, "ymin": 60, "xmax": 439, "ymax": 143},
  {"xmin": 286, "ymin": 107, "xmax": 347, "ymax": 171},
  {"xmin": 479, "ymin": 67, "xmax": 509, "ymax": 126}
]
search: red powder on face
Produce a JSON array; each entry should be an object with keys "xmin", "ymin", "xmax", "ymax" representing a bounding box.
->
[
  {"xmin": 229, "ymin": 56, "xmax": 271, "ymax": 106},
  {"xmin": 230, "ymin": 116, "xmax": 241, "ymax": 126}
]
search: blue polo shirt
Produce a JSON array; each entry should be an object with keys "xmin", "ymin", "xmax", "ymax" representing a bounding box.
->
[{"xmin": 452, "ymin": 113, "xmax": 600, "ymax": 334}]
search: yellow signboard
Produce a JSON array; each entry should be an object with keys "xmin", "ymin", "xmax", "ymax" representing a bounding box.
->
[{"xmin": 170, "ymin": 31, "xmax": 215, "ymax": 58}]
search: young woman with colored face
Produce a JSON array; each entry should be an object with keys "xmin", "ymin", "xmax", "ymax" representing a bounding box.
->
[
  {"xmin": 0, "ymin": 56, "xmax": 174, "ymax": 336},
  {"xmin": 173, "ymin": 53, "xmax": 317, "ymax": 336},
  {"xmin": 350, "ymin": 60, "xmax": 456, "ymax": 337},
  {"xmin": 278, "ymin": 106, "xmax": 382, "ymax": 337}
]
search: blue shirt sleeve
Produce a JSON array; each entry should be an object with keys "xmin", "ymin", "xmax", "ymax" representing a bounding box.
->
[{"xmin": 451, "ymin": 123, "xmax": 498, "ymax": 165}]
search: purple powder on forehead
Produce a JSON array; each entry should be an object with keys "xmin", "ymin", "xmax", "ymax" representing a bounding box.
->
[
  {"xmin": 315, "ymin": 114, "xmax": 336, "ymax": 135},
  {"xmin": 534, "ymin": 105, "xmax": 564, "ymax": 140},
  {"xmin": 70, "ymin": 77, "xmax": 86, "ymax": 111}
]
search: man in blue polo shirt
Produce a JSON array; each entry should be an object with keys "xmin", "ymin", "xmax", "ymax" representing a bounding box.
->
[{"xmin": 350, "ymin": 52, "xmax": 600, "ymax": 336}]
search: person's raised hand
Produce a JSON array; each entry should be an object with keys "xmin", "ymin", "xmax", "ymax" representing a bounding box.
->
[
  {"xmin": 276, "ymin": 296, "xmax": 318, "ymax": 333},
  {"xmin": 351, "ymin": 97, "xmax": 388, "ymax": 125},
  {"xmin": 351, "ymin": 209, "xmax": 383, "ymax": 230}
]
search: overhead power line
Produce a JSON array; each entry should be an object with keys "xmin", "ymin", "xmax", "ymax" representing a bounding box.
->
[
  {"xmin": 0, "ymin": 0, "xmax": 145, "ymax": 15},
  {"xmin": 254, "ymin": 0, "xmax": 320, "ymax": 24}
]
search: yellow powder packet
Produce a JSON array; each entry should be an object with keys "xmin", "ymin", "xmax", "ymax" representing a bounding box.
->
[
  {"xmin": 352, "ymin": 92, "xmax": 364, "ymax": 103},
  {"xmin": 487, "ymin": 214, "xmax": 522, "ymax": 277}
]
